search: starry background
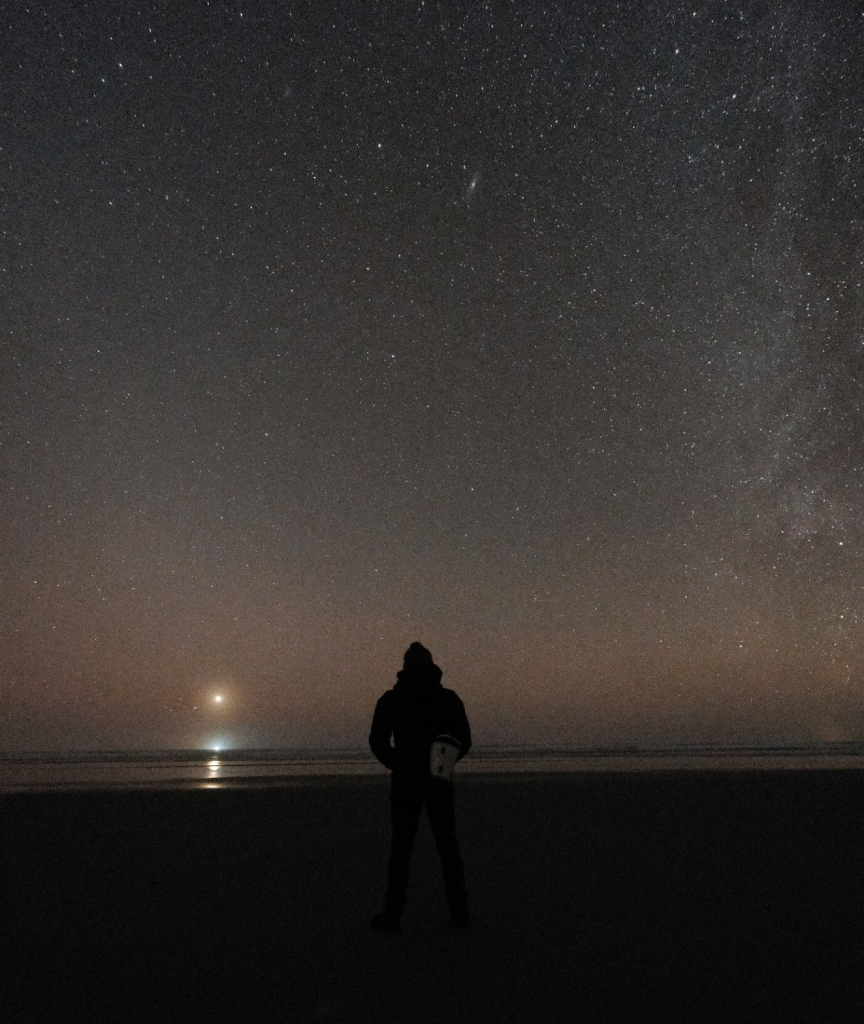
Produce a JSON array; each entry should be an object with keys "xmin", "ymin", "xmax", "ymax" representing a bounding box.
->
[{"xmin": 2, "ymin": 0, "xmax": 862, "ymax": 752}]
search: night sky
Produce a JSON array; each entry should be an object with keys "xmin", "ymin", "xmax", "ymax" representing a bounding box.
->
[{"xmin": 2, "ymin": 1, "xmax": 862, "ymax": 752}]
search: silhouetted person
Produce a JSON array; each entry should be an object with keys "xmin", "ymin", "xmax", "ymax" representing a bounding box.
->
[{"xmin": 369, "ymin": 642, "xmax": 472, "ymax": 933}]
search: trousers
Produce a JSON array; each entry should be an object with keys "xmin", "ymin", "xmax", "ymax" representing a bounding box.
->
[{"xmin": 385, "ymin": 771, "xmax": 468, "ymax": 917}]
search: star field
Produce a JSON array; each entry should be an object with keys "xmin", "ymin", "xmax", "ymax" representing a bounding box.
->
[{"xmin": 1, "ymin": 1, "xmax": 862, "ymax": 750}]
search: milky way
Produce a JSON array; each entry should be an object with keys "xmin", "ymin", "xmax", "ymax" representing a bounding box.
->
[{"xmin": 1, "ymin": 1, "xmax": 862, "ymax": 750}]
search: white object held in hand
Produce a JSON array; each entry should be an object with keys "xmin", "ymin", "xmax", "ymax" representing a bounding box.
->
[{"xmin": 430, "ymin": 734, "xmax": 462, "ymax": 781}]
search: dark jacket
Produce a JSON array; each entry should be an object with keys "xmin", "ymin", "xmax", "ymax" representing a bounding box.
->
[{"xmin": 369, "ymin": 661, "xmax": 472, "ymax": 776}]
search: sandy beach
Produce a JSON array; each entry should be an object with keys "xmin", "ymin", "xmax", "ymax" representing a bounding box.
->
[{"xmin": 1, "ymin": 771, "xmax": 860, "ymax": 1022}]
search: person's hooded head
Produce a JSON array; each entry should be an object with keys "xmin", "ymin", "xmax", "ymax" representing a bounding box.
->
[
  {"xmin": 403, "ymin": 641, "xmax": 433, "ymax": 669},
  {"xmin": 396, "ymin": 641, "xmax": 442, "ymax": 690}
]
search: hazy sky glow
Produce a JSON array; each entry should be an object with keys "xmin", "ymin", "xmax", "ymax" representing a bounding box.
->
[{"xmin": 2, "ymin": 1, "xmax": 862, "ymax": 751}]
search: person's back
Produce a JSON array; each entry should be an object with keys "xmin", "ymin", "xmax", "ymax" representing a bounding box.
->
[
  {"xmin": 369, "ymin": 642, "xmax": 472, "ymax": 933},
  {"xmin": 369, "ymin": 651, "xmax": 471, "ymax": 777}
]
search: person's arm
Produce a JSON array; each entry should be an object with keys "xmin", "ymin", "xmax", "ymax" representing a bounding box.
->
[
  {"xmin": 450, "ymin": 695, "xmax": 472, "ymax": 760},
  {"xmin": 369, "ymin": 694, "xmax": 397, "ymax": 770}
]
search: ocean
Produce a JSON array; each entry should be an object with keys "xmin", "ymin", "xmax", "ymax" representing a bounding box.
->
[{"xmin": 1, "ymin": 744, "xmax": 862, "ymax": 791}]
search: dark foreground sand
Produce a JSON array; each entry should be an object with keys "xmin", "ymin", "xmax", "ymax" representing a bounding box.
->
[{"xmin": 1, "ymin": 771, "xmax": 861, "ymax": 1023}]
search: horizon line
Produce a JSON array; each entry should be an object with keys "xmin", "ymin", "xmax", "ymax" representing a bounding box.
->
[{"xmin": 2, "ymin": 740, "xmax": 864, "ymax": 762}]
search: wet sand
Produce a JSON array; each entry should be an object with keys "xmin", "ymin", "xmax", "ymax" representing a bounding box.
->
[{"xmin": 1, "ymin": 771, "xmax": 860, "ymax": 1022}]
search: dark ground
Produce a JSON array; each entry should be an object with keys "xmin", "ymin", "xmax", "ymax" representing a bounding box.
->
[{"xmin": 1, "ymin": 771, "xmax": 861, "ymax": 1023}]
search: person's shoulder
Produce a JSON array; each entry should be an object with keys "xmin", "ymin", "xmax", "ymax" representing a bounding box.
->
[{"xmin": 440, "ymin": 687, "xmax": 465, "ymax": 703}]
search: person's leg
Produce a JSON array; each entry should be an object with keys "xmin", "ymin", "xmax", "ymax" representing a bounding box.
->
[
  {"xmin": 424, "ymin": 778, "xmax": 469, "ymax": 921},
  {"xmin": 383, "ymin": 772, "xmax": 424, "ymax": 920}
]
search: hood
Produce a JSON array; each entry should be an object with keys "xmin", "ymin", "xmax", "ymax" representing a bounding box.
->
[{"xmin": 394, "ymin": 661, "xmax": 443, "ymax": 693}]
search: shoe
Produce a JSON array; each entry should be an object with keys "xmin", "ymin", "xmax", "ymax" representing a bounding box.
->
[
  {"xmin": 371, "ymin": 912, "xmax": 401, "ymax": 934},
  {"xmin": 450, "ymin": 909, "xmax": 472, "ymax": 929}
]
